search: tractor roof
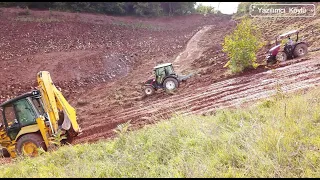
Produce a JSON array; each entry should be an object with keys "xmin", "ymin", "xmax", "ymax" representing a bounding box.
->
[
  {"xmin": 279, "ymin": 30, "xmax": 299, "ymax": 38},
  {"xmin": 153, "ymin": 63, "xmax": 172, "ymax": 69}
]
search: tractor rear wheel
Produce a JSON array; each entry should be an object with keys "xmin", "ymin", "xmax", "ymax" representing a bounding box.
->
[
  {"xmin": 293, "ymin": 43, "xmax": 308, "ymax": 57},
  {"xmin": 16, "ymin": 133, "xmax": 47, "ymax": 157},
  {"xmin": 163, "ymin": 77, "xmax": 179, "ymax": 92},
  {"xmin": 276, "ymin": 51, "xmax": 287, "ymax": 62},
  {"xmin": 144, "ymin": 85, "xmax": 155, "ymax": 96}
]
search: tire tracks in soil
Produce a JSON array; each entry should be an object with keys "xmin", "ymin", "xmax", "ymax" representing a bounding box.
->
[{"xmin": 74, "ymin": 56, "xmax": 320, "ymax": 144}]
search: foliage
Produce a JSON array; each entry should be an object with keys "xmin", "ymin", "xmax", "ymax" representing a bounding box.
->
[
  {"xmin": 1, "ymin": 87, "xmax": 320, "ymax": 177},
  {"xmin": 222, "ymin": 18, "xmax": 264, "ymax": 73},
  {"xmin": 196, "ymin": 3, "xmax": 215, "ymax": 15},
  {"xmin": 236, "ymin": 2, "xmax": 251, "ymax": 15},
  {"xmin": 17, "ymin": 6, "xmax": 30, "ymax": 16},
  {"xmin": 132, "ymin": 2, "xmax": 162, "ymax": 17},
  {"xmin": 48, "ymin": 130, "xmax": 68, "ymax": 148},
  {"xmin": 113, "ymin": 120, "xmax": 131, "ymax": 136},
  {"xmin": 0, "ymin": 2, "xmax": 196, "ymax": 17}
]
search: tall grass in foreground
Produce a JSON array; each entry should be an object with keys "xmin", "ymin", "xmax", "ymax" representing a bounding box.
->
[{"xmin": 1, "ymin": 88, "xmax": 320, "ymax": 177}]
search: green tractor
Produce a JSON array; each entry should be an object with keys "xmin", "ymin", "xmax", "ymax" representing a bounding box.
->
[{"xmin": 143, "ymin": 63, "xmax": 192, "ymax": 96}]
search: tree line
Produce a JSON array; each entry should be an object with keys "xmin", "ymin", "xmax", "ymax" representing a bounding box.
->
[{"xmin": 0, "ymin": 2, "xmax": 198, "ymax": 17}]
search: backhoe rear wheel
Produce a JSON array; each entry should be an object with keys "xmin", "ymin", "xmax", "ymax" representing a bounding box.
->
[{"xmin": 16, "ymin": 133, "xmax": 47, "ymax": 157}]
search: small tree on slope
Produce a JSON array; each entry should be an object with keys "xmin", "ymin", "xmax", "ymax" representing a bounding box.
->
[{"xmin": 222, "ymin": 18, "xmax": 264, "ymax": 74}]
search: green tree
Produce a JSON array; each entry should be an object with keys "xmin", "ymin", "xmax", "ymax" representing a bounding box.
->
[
  {"xmin": 196, "ymin": 3, "xmax": 215, "ymax": 15},
  {"xmin": 101, "ymin": 2, "xmax": 127, "ymax": 15},
  {"xmin": 161, "ymin": 2, "xmax": 195, "ymax": 16},
  {"xmin": 236, "ymin": 2, "xmax": 251, "ymax": 15},
  {"xmin": 133, "ymin": 2, "xmax": 162, "ymax": 17},
  {"xmin": 222, "ymin": 19, "xmax": 264, "ymax": 73},
  {"xmin": 0, "ymin": 2, "xmax": 196, "ymax": 17}
]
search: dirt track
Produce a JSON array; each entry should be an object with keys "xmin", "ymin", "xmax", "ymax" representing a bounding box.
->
[
  {"xmin": 74, "ymin": 52, "xmax": 320, "ymax": 144},
  {"xmin": 174, "ymin": 25, "xmax": 214, "ymax": 74}
]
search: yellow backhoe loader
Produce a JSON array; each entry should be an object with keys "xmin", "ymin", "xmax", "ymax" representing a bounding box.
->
[{"xmin": 0, "ymin": 71, "xmax": 81, "ymax": 158}]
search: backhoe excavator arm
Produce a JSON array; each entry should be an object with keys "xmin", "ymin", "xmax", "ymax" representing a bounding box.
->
[{"xmin": 37, "ymin": 71, "xmax": 80, "ymax": 136}]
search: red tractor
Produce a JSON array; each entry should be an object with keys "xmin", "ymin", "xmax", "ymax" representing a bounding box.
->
[{"xmin": 266, "ymin": 30, "xmax": 308, "ymax": 65}]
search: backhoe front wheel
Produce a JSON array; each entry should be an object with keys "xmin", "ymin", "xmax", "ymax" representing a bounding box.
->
[{"xmin": 16, "ymin": 133, "xmax": 47, "ymax": 157}]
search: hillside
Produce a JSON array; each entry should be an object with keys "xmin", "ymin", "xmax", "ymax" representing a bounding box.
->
[
  {"xmin": 0, "ymin": 2, "xmax": 320, "ymax": 168},
  {"xmin": 0, "ymin": 7, "xmax": 231, "ymax": 102}
]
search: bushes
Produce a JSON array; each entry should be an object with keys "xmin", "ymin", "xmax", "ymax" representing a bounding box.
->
[
  {"xmin": 133, "ymin": 2, "xmax": 162, "ymax": 17},
  {"xmin": 222, "ymin": 18, "xmax": 264, "ymax": 73},
  {"xmin": 17, "ymin": 6, "xmax": 30, "ymax": 16},
  {"xmin": 0, "ymin": 2, "xmax": 196, "ymax": 17},
  {"xmin": 195, "ymin": 4, "xmax": 215, "ymax": 15}
]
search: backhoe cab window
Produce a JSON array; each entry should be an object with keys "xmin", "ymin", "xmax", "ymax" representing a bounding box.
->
[
  {"xmin": 14, "ymin": 99, "xmax": 37, "ymax": 127},
  {"xmin": 4, "ymin": 105, "xmax": 17, "ymax": 127},
  {"xmin": 32, "ymin": 97, "xmax": 45, "ymax": 116},
  {"xmin": 0, "ymin": 109, "xmax": 3, "ymax": 128},
  {"xmin": 3, "ymin": 104, "xmax": 20, "ymax": 140}
]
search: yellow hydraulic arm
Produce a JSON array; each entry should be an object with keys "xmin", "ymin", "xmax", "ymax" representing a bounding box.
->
[{"xmin": 37, "ymin": 71, "xmax": 80, "ymax": 136}]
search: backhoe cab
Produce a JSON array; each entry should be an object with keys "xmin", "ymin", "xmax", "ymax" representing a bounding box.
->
[
  {"xmin": 0, "ymin": 71, "xmax": 80, "ymax": 158},
  {"xmin": 266, "ymin": 30, "xmax": 308, "ymax": 65}
]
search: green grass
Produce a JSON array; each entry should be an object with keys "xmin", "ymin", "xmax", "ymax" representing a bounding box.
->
[{"xmin": 1, "ymin": 88, "xmax": 320, "ymax": 177}]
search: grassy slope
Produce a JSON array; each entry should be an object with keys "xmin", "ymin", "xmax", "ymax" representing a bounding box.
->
[{"xmin": 0, "ymin": 87, "xmax": 320, "ymax": 177}]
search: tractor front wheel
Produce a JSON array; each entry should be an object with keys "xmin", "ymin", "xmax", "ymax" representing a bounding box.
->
[
  {"xmin": 16, "ymin": 133, "xmax": 47, "ymax": 157},
  {"xmin": 163, "ymin": 78, "xmax": 179, "ymax": 92},
  {"xmin": 276, "ymin": 51, "xmax": 287, "ymax": 62},
  {"xmin": 143, "ymin": 85, "xmax": 155, "ymax": 96}
]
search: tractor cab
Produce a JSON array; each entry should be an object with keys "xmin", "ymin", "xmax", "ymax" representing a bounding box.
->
[
  {"xmin": 266, "ymin": 30, "xmax": 308, "ymax": 65},
  {"xmin": 153, "ymin": 63, "xmax": 176, "ymax": 85},
  {"xmin": 143, "ymin": 63, "xmax": 180, "ymax": 96}
]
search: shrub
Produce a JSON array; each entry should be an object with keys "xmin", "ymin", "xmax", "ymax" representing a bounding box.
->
[
  {"xmin": 17, "ymin": 6, "xmax": 30, "ymax": 16},
  {"xmin": 196, "ymin": 3, "xmax": 214, "ymax": 15},
  {"xmin": 222, "ymin": 18, "xmax": 264, "ymax": 73}
]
